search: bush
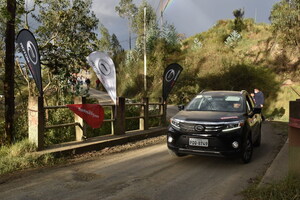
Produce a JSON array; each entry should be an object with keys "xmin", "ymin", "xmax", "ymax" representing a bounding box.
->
[
  {"xmin": 45, "ymin": 108, "xmax": 76, "ymax": 146},
  {"xmin": 198, "ymin": 64, "xmax": 280, "ymax": 112},
  {"xmin": 0, "ymin": 140, "xmax": 58, "ymax": 175}
]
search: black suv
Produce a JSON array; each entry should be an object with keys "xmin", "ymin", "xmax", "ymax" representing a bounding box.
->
[{"xmin": 167, "ymin": 90, "xmax": 262, "ymax": 163}]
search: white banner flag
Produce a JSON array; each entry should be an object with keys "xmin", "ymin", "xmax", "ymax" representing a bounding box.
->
[{"xmin": 87, "ymin": 51, "xmax": 117, "ymax": 104}]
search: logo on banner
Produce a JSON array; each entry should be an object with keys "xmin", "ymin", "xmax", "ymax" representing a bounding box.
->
[
  {"xmin": 67, "ymin": 104, "xmax": 104, "ymax": 129},
  {"xmin": 98, "ymin": 60, "xmax": 111, "ymax": 76},
  {"xmin": 27, "ymin": 41, "xmax": 38, "ymax": 65},
  {"xmin": 165, "ymin": 69, "xmax": 175, "ymax": 82}
]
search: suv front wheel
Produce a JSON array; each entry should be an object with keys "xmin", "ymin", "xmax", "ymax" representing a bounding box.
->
[{"xmin": 241, "ymin": 137, "xmax": 253, "ymax": 164}]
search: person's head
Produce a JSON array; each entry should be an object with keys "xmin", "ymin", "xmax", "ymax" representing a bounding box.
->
[{"xmin": 254, "ymin": 88, "xmax": 260, "ymax": 93}]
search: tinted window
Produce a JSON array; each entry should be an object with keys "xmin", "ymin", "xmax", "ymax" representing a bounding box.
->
[{"xmin": 186, "ymin": 94, "xmax": 244, "ymax": 112}]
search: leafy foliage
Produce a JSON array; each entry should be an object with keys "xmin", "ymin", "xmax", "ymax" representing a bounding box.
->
[
  {"xmin": 270, "ymin": 0, "xmax": 300, "ymax": 52},
  {"xmin": 115, "ymin": 0, "xmax": 137, "ymax": 20},
  {"xmin": 33, "ymin": 0, "xmax": 99, "ymax": 86},
  {"xmin": 97, "ymin": 23, "xmax": 112, "ymax": 52},
  {"xmin": 0, "ymin": 139, "xmax": 59, "ymax": 175},
  {"xmin": 224, "ymin": 30, "xmax": 242, "ymax": 48},
  {"xmin": 232, "ymin": 8, "xmax": 245, "ymax": 32}
]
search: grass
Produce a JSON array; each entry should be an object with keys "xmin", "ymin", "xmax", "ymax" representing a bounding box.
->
[
  {"xmin": 0, "ymin": 140, "xmax": 62, "ymax": 175},
  {"xmin": 242, "ymin": 175, "xmax": 300, "ymax": 200},
  {"xmin": 266, "ymin": 84, "xmax": 300, "ymax": 122}
]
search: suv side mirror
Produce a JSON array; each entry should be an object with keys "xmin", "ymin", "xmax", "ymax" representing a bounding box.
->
[{"xmin": 178, "ymin": 105, "xmax": 185, "ymax": 111}]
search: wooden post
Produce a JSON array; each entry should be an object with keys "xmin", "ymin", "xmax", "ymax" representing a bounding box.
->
[
  {"xmin": 113, "ymin": 97, "xmax": 125, "ymax": 135},
  {"xmin": 289, "ymin": 99, "xmax": 300, "ymax": 177},
  {"xmin": 74, "ymin": 96, "xmax": 86, "ymax": 141},
  {"xmin": 28, "ymin": 96, "xmax": 44, "ymax": 150},
  {"xmin": 140, "ymin": 97, "xmax": 149, "ymax": 130},
  {"xmin": 159, "ymin": 97, "xmax": 167, "ymax": 126}
]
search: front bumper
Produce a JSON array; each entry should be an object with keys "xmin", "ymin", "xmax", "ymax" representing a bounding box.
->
[{"xmin": 167, "ymin": 126, "xmax": 243, "ymax": 157}]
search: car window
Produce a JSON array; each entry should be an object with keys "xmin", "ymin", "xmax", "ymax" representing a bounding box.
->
[
  {"xmin": 186, "ymin": 94, "xmax": 244, "ymax": 112},
  {"xmin": 245, "ymin": 95, "xmax": 254, "ymax": 113}
]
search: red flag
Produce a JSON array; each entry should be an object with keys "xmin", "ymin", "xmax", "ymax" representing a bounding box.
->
[{"xmin": 67, "ymin": 104, "xmax": 104, "ymax": 128}]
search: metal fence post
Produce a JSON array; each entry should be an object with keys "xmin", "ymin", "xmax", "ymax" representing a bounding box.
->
[
  {"xmin": 74, "ymin": 96, "xmax": 87, "ymax": 141},
  {"xmin": 113, "ymin": 97, "xmax": 125, "ymax": 135},
  {"xmin": 140, "ymin": 97, "xmax": 149, "ymax": 130},
  {"xmin": 28, "ymin": 96, "xmax": 44, "ymax": 150}
]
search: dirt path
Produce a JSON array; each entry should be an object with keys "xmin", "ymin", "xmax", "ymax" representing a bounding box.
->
[{"xmin": 0, "ymin": 122, "xmax": 287, "ymax": 200}]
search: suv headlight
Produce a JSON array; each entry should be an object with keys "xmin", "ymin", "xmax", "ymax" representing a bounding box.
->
[
  {"xmin": 222, "ymin": 121, "xmax": 244, "ymax": 132},
  {"xmin": 170, "ymin": 118, "xmax": 180, "ymax": 130}
]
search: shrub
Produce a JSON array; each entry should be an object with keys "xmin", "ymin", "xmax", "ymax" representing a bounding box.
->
[{"xmin": 0, "ymin": 140, "xmax": 57, "ymax": 175}]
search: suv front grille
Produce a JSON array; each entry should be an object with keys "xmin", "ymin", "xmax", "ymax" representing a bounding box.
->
[{"xmin": 179, "ymin": 122, "xmax": 223, "ymax": 133}]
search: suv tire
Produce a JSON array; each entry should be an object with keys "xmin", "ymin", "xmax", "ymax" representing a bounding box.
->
[
  {"xmin": 241, "ymin": 137, "xmax": 253, "ymax": 164},
  {"xmin": 253, "ymin": 126, "xmax": 261, "ymax": 147}
]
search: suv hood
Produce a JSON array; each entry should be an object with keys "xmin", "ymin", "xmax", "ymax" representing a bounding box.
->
[{"xmin": 173, "ymin": 110, "xmax": 244, "ymax": 122}]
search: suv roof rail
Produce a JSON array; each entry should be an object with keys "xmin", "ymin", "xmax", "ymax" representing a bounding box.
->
[{"xmin": 200, "ymin": 89, "xmax": 206, "ymax": 94}]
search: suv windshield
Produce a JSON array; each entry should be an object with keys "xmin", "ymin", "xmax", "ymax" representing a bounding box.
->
[{"xmin": 185, "ymin": 94, "xmax": 244, "ymax": 112}]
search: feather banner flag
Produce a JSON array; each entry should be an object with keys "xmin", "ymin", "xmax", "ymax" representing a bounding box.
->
[
  {"xmin": 87, "ymin": 51, "xmax": 117, "ymax": 104},
  {"xmin": 67, "ymin": 104, "xmax": 104, "ymax": 128}
]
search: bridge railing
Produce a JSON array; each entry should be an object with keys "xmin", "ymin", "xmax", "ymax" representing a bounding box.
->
[{"xmin": 28, "ymin": 96, "xmax": 167, "ymax": 150}]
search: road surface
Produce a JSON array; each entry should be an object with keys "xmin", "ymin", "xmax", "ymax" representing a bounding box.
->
[{"xmin": 0, "ymin": 121, "xmax": 286, "ymax": 200}]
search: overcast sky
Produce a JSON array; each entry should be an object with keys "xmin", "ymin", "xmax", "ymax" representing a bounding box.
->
[
  {"xmin": 92, "ymin": 0, "xmax": 281, "ymax": 49},
  {"xmin": 26, "ymin": 0, "xmax": 281, "ymax": 48}
]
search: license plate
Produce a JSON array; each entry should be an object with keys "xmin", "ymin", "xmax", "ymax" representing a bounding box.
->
[{"xmin": 189, "ymin": 138, "xmax": 208, "ymax": 147}]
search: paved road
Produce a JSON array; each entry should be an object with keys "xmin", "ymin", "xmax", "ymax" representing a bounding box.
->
[{"xmin": 0, "ymin": 122, "xmax": 285, "ymax": 200}]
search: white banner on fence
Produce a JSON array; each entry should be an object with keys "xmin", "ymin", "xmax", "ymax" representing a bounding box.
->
[{"xmin": 87, "ymin": 51, "xmax": 117, "ymax": 104}]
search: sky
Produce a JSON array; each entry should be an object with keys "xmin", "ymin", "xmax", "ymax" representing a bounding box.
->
[
  {"xmin": 92, "ymin": 0, "xmax": 281, "ymax": 49},
  {"xmin": 25, "ymin": 0, "xmax": 282, "ymax": 49}
]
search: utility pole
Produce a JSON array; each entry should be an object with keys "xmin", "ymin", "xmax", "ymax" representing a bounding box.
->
[
  {"xmin": 128, "ymin": 20, "xmax": 131, "ymax": 50},
  {"xmin": 160, "ymin": 0, "xmax": 163, "ymax": 29},
  {"xmin": 144, "ymin": 7, "xmax": 147, "ymax": 93},
  {"xmin": 254, "ymin": 8, "xmax": 257, "ymax": 23}
]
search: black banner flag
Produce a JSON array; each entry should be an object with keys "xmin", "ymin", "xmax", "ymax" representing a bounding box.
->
[
  {"xmin": 16, "ymin": 29, "xmax": 43, "ymax": 95},
  {"xmin": 162, "ymin": 63, "xmax": 183, "ymax": 101}
]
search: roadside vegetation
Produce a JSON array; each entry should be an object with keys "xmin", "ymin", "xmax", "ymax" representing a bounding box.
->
[
  {"xmin": 0, "ymin": 140, "xmax": 62, "ymax": 175},
  {"xmin": 243, "ymin": 175, "xmax": 300, "ymax": 200}
]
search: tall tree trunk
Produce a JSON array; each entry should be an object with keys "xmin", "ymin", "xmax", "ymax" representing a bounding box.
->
[{"xmin": 4, "ymin": 0, "xmax": 16, "ymax": 144}]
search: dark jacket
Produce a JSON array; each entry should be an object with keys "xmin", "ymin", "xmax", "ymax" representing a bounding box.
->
[{"xmin": 254, "ymin": 91, "xmax": 264, "ymax": 108}]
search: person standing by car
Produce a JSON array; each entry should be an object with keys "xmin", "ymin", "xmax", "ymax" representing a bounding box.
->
[
  {"xmin": 254, "ymin": 88, "xmax": 265, "ymax": 120},
  {"xmin": 253, "ymin": 88, "xmax": 264, "ymax": 108}
]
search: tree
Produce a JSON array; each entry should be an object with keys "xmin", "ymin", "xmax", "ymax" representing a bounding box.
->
[
  {"xmin": 111, "ymin": 33, "xmax": 123, "ymax": 56},
  {"xmin": 33, "ymin": 0, "xmax": 99, "ymax": 99},
  {"xmin": 115, "ymin": 0, "xmax": 137, "ymax": 50},
  {"xmin": 270, "ymin": 0, "xmax": 300, "ymax": 52},
  {"xmin": 133, "ymin": 0, "xmax": 159, "ymax": 56},
  {"xmin": 161, "ymin": 22, "xmax": 180, "ymax": 47},
  {"xmin": 232, "ymin": 8, "xmax": 245, "ymax": 32},
  {"xmin": 97, "ymin": 24, "xmax": 112, "ymax": 52},
  {"xmin": 3, "ymin": 0, "xmax": 16, "ymax": 144}
]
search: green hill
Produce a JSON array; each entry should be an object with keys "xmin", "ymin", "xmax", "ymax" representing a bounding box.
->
[{"xmin": 148, "ymin": 18, "xmax": 299, "ymax": 121}]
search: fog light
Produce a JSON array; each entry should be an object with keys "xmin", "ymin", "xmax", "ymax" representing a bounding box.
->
[
  {"xmin": 232, "ymin": 141, "xmax": 239, "ymax": 149},
  {"xmin": 168, "ymin": 136, "xmax": 173, "ymax": 143}
]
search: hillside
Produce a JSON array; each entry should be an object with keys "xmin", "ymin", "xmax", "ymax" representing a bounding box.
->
[{"xmin": 162, "ymin": 18, "xmax": 300, "ymax": 121}]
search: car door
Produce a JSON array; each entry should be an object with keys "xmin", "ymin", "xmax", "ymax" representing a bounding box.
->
[{"xmin": 245, "ymin": 94, "xmax": 260, "ymax": 141}]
